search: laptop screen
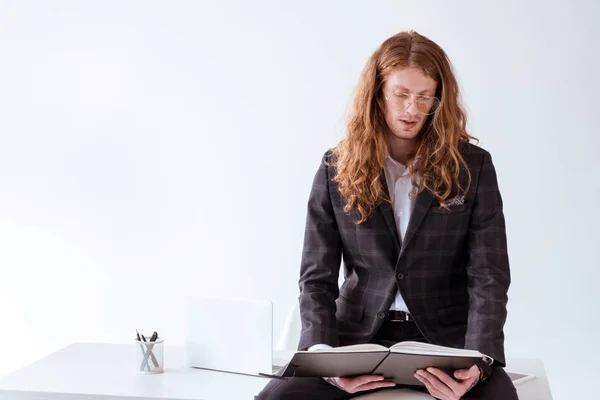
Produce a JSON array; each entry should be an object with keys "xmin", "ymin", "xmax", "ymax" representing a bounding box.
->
[{"xmin": 183, "ymin": 295, "xmax": 274, "ymax": 376}]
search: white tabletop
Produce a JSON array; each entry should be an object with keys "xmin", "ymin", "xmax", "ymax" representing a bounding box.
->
[
  {"xmin": 0, "ymin": 343, "xmax": 271, "ymax": 400},
  {"xmin": 0, "ymin": 343, "xmax": 553, "ymax": 400}
]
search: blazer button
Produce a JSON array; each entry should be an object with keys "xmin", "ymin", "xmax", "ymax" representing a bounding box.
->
[
  {"xmin": 376, "ymin": 312, "xmax": 386, "ymax": 320},
  {"xmin": 397, "ymin": 272, "xmax": 405, "ymax": 280}
]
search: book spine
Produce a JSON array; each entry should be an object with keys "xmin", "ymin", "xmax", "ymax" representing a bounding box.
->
[{"xmin": 370, "ymin": 352, "xmax": 391, "ymax": 375}]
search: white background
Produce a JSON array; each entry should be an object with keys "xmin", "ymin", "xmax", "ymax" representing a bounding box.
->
[{"xmin": 1, "ymin": 1, "xmax": 598, "ymax": 398}]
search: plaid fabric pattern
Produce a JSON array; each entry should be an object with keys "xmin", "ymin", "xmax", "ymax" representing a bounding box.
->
[{"xmin": 297, "ymin": 143, "xmax": 510, "ymax": 366}]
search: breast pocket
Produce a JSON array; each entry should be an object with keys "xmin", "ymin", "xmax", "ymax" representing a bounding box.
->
[
  {"xmin": 429, "ymin": 202, "xmax": 470, "ymax": 215},
  {"xmin": 419, "ymin": 202, "xmax": 471, "ymax": 253}
]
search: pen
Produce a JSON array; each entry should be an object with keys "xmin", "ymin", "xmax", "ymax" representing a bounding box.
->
[
  {"xmin": 140, "ymin": 331, "xmax": 160, "ymax": 368},
  {"xmin": 135, "ymin": 330, "xmax": 150, "ymax": 372},
  {"xmin": 147, "ymin": 331, "xmax": 159, "ymax": 366}
]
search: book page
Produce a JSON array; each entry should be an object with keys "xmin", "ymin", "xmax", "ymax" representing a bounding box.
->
[
  {"xmin": 299, "ymin": 343, "xmax": 388, "ymax": 353},
  {"xmin": 389, "ymin": 341, "xmax": 486, "ymax": 358}
]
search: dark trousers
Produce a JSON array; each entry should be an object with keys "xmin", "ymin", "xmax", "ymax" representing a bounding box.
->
[{"xmin": 255, "ymin": 320, "xmax": 518, "ymax": 400}]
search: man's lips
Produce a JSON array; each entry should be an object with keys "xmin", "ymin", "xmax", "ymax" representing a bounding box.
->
[{"xmin": 400, "ymin": 119, "xmax": 418, "ymax": 128}]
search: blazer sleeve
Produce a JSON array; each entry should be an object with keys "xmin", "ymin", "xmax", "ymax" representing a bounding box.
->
[
  {"xmin": 464, "ymin": 150, "xmax": 511, "ymax": 367},
  {"xmin": 297, "ymin": 151, "xmax": 342, "ymax": 351}
]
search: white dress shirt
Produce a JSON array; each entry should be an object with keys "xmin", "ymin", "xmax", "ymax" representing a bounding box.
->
[
  {"xmin": 308, "ymin": 154, "xmax": 416, "ymax": 351},
  {"xmin": 383, "ymin": 154, "xmax": 416, "ymax": 312}
]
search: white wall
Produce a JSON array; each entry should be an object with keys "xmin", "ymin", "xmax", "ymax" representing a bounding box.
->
[{"xmin": 0, "ymin": 1, "xmax": 598, "ymax": 398}]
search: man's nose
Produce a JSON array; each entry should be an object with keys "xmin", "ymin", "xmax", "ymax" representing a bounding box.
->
[{"xmin": 405, "ymin": 99, "xmax": 419, "ymax": 115}]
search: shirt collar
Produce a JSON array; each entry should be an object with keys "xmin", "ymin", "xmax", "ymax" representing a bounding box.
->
[
  {"xmin": 384, "ymin": 149, "xmax": 422, "ymax": 168},
  {"xmin": 384, "ymin": 150, "xmax": 409, "ymax": 177}
]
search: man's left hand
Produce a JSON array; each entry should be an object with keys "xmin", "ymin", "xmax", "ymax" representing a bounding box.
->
[{"xmin": 414, "ymin": 364, "xmax": 480, "ymax": 400}]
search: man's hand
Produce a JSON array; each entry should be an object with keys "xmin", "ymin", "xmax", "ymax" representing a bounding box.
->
[
  {"xmin": 323, "ymin": 375, "xmax": 396, "ymax": 394},
  {"xmin": 414, "ymin": 365, "xmax": 480, "ymax": 400}
]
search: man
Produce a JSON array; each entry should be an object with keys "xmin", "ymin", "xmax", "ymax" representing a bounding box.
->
[{"xmin": 257, "ymin": 30, "xmax": 517, "ymax": 399}]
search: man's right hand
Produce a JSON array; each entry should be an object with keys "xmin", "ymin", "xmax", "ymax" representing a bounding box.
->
[{"xmin": 324, "ymin": 375, "xmax": 397, "ymax": 394}]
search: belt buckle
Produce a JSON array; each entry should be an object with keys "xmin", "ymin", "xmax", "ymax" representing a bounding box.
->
[{"xmin": 388, "ymin": 311, "xmax": 411, "ymax": 322}]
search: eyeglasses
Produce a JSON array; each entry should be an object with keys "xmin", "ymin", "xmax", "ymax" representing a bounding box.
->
[{"xmin": 384, "ymin": 93, "xmax": 441, "ymax": 116}]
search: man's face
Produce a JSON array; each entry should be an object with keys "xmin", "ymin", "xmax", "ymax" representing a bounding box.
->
[{"xmin": 382, "ymin": 67, "xmax": 439, "ymax": 142}]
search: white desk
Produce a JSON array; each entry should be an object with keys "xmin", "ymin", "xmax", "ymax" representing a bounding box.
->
[
  {"xmin": 0, "ymin": 343, "xmax": 553, "ymax": 400},
  {"xmin": 0, "ymin": 343, "xmax": 270, "ymax": 400}
]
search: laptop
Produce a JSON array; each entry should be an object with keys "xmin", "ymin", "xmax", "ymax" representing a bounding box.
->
[
  {"xmin": 183, "ymin": 295, "xmax": 287, "ymax": 377},
  {"xmin": 507, "ymin": 371, "xmax": 536, "ymax": 386}
]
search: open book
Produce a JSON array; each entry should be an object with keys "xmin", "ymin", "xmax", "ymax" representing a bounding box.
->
[{"xmin": 280, "ymin": 341, "xmax": 491, "ymax": 386}]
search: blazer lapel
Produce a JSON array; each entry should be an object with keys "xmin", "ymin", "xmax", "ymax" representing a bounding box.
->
[
  {"xmin": 401, "ymin": 188, "xmax": 435, "ymax": 253},
  {"xmin": 379, "ymin": 173, "xmax": 401, "ymax": 250}
]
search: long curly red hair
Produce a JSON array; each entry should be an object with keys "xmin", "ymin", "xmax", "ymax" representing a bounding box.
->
[{"xmin": 332, "ymin": 31, "xmax": 477, "ymax": 223}]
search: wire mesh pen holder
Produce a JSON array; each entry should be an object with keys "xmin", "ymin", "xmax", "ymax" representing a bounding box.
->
[{"xmin": 135, "ymin": 337, "xmax": 164, "ymax": 374}]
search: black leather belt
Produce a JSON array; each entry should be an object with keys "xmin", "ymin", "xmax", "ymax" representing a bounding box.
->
[{"xmin": 386, "ymin": 310, "xmax": 414, "ymax": 322}]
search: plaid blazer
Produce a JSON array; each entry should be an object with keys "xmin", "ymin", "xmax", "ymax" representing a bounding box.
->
[{"xmin": 297, "ymin": 143, "xmax": 510, "ymax": 367}]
